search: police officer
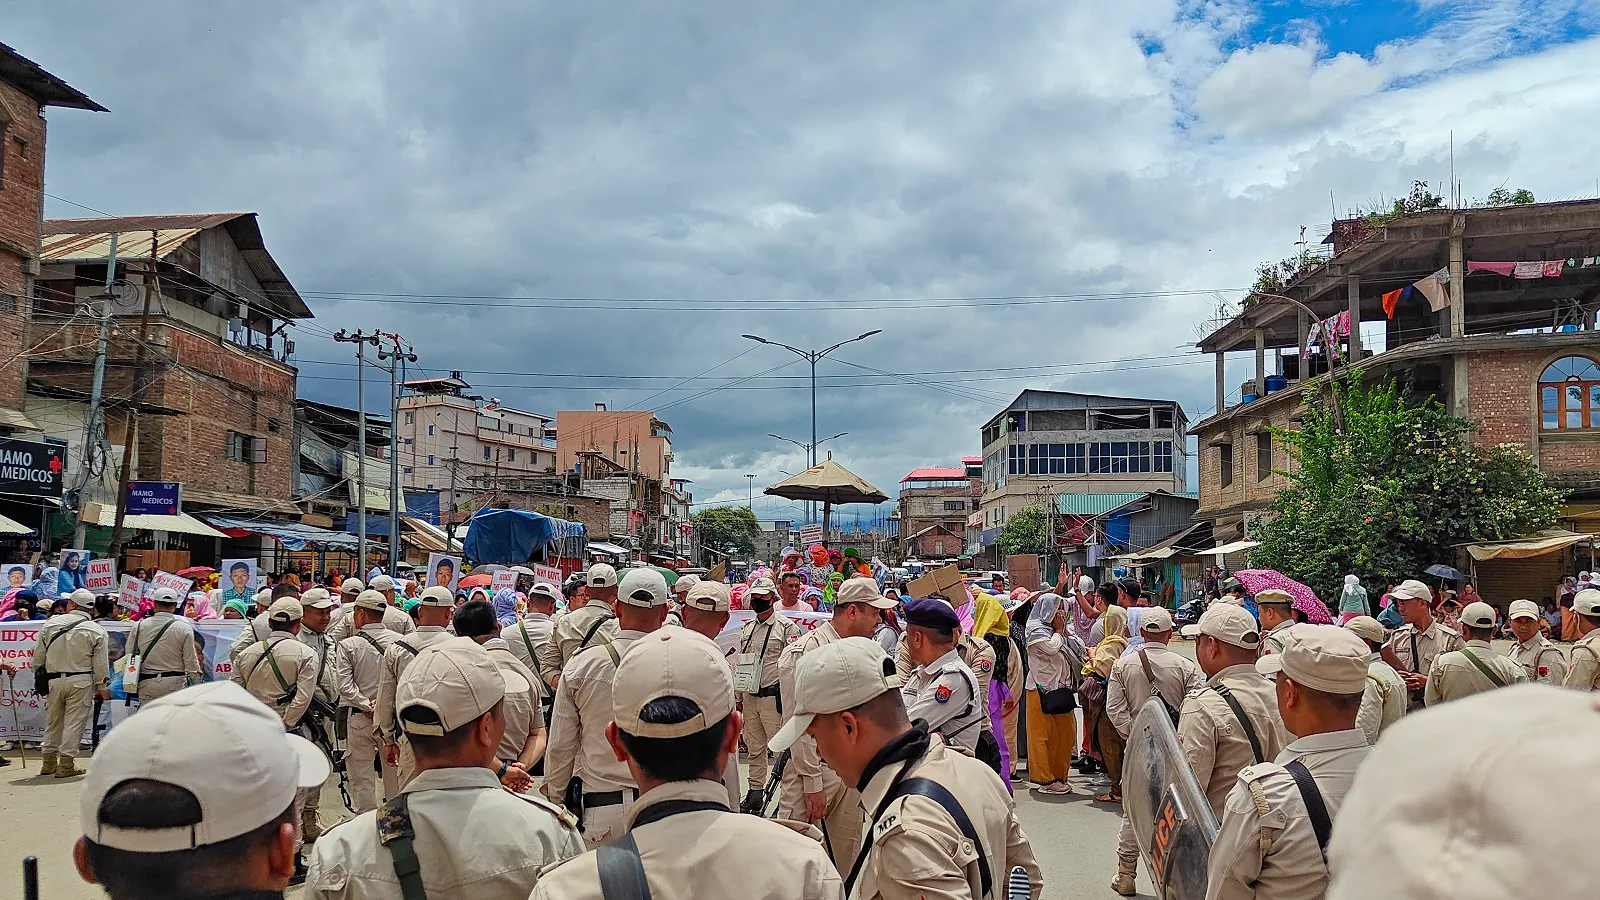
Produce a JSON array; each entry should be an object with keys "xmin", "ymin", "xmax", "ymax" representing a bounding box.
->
[
  {"xmin": 735, "ymin": 575, "xmax": 801, "ymax": 813},
  {"xmin": 1424, "ymin": 601, "xmax": 1525, "ymax": 705},
  {"xmin": 126, "ymin": 586, "xmax": 203, "ymax": 704},
  {"xmin": 306, "ymin": 639, "xmax": 583, "ymax": 899},
  {"xmin": 532, "ymin": 628, "xmax": 843, "ymax": 900},
  {"xmin": 663, "ymin": 573, "xmax": 699, "ymax": 628},
  {"xmin": 893, "ymin": 600, "xmax": 997, "ymax": 701},
  {"xmin": 543, "ymin": 567, "xmax": 670, "ymax": 847},
  {"xmin": 333, "ymin": 590, "xmax": 401, "ymax": 811},
  {"xmin": 1503, "ymin": 598, "xmax": 1564, "ymax": 685},
  {"xmin": 1382, "ymin": 579, "xmax": 1463, "ymax": 710},
  {"xmin": 376, "ymin": 585, "xmax": 458, "ymax": 787},
  {"xmin": 1343, "ymin": 615, "xmax": 1405, "ymax": 745},
  {"xmin": 452, "ymin": 599, "xmax": 546, "ymax": 792},
  {"xmin": 1206, "ymin": 625, "xmax": 1373, "ymax": 900},
  {"xmin": 1563, "ymin": 589, "xmax": 1600, "ymax": 690},
  {"xmin": 1255, "ymin": 589, "xmax": 1297, "ymax": 655},
  {"xmin": 294, "ymin": 586, "xmax": 340, "ymax": 844},
  {"xmin": 73, "ymin": 682, "xmax": 330, "ymax": 900},
  {"xmin": 34, "ymin": 588, "xmax": 109, "ymax": 778},
  {"xmin": 232, "ymin": 598, "xmax": 320, "ymax": 730},
  {"xmin": 772, "ymin": 636, "xmax": 1043, "ymax": 900},
  {"xmin": 901, "ymin": 598, "xmax": 986, "ymax": 753},
  {"xmin": 1177, "ymin": 604, "xmax": 1290, "ymax": 818},
  {"xmin": 1107, "ymin": 606, "xmax": 1204, "ymax": 894},
  {"xmin": 675, "ymin": 579, "xmax": 745, "ymax": 809},
  {"xmin": 501, "ymin": 581, "xmax": 560, "ymax": 680},
  {"xmin": 328, "ymin": 577, "xmax": 416, "ymax": 643},
  {"xmin": 537, "ymin": 563, "xmax": 620, "ymax": 689}
]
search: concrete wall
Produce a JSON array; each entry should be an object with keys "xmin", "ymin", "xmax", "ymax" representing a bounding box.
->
[
  {"xmin": 0, "ymin": 81, "xmax": 48, "ymax": 412},
  {"xmin": 556, "ymin": 410, "xmax": 672, "ymax": 481}
]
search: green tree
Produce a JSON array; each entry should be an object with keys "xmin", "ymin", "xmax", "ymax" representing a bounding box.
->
[
  {"xmin": 1478, "ymin": 187, "xmax": 1536, "ymax": 207},
  {"xmin": 1251, "ymin": 373, "xmax": 1565, "ymax": 600},
  {"xmin": 692, "ymin": 506, "xmax": 761, "ymax": 555},
  {"xmin": 997, "ymin": 505, "xmax": 1051, "ymax": 557}
]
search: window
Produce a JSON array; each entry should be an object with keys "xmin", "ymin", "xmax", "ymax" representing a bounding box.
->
[
  {"xmin": 267, "ymin": 418, "xmax": 281, "ymax": 433},
  {"xmin": 427, "ymin": 424, "xmax": 435, "ymax": 436},
  {"xmin": 1256, "ymin": 432, "xmax": 1272, "ymax": 481},
  {"xmin": 227, "ymin": 431, "xmax": 265, "ymax": 463},
  {"xmin": 1153, "ymin": 440, "xmax": 1174, "ymax": 473},
  {"xmin": 943, "ymin": 500, "xmax": 966, "ymax": 512},
  {"xmin": 1087, "ymin": 441, "xmax": 1151, "ymax": 473},
  {"xmin": 1153, "ymin": 407, "xmax": 1175, "ymax": 429},
  {"xmin": 506, "ymin": 449, "xmax": 516, "ymax": 462},
  {"xmin": 483, "ymin": 446, "xmax": 492, "ymax": 460},
  {"xmin": 1219, "ymin": 444, "xmax": 1234, "ymax": 488},
  {"xmin": 404, "ymin": 412, "xmax": 414, "ymax": 425},
  {"xmin": 1540, "ymin": 356, "xmax": 1600, "ymax": 430},
  {"xmin": 403, "ymin": 438, "xmax": 412, "ymax": 446},
  {"xmin": 933, "ymin": 540, "xmax": 947, "ymax": 556},
  {"xmin": 403, "ymin": 466, "xmax": 413, "ymax": 474},
  {"xmin": 427, "ymin": 455, "xmax": 435, "ymax": 466}
]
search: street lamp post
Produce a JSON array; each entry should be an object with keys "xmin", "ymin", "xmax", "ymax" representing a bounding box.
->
[
  {"xmin": 769, "ymin": 432, "xmax": 846, "ymax": 521},
  {"xmin": 745, "ymin": 473, "xmax": 755, "ymax": 509}
]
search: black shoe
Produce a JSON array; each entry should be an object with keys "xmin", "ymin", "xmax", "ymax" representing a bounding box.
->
[
  {"xmin": 289, "ymin": 858, "xmax": 308, "ymax": 887},
  {"xmin": 0, "ymin": 755, "xmax": 10, "ymax": 767},
  {"xmin": 740, "ymin": 790, "xmax": 763, "ymax": 815}
]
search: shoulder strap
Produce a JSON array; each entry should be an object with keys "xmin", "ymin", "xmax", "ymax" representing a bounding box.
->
[
  {"xmin": 894, "ymin": 778, "xmax": 994, "ymax": 898},
  {"xmin": 394, "ymin": 640, "xmax": 419, "ymax": 657},
  {"xmin": 1138, "ymin": 647, "xmax": 1158, "ymax": 694},
  {"xmin": 1458, "ymin": 647, "xmax": 1508, "ymax": 688},
  {"xmin": 518, "ymin": 620, "xmax": 538, "ymax": 660},
  {"xmin": 605, "ymin": 640, "xmax": 621, "ymax": 667},
  {"xmin": 42, "ymin": 616, "xmax": 88, "ymax": 662},
  {"xmin": 1365, "ymin": 672, "xmax": 1389, "ymax": 698},
  {"xmin": 580, "ymin": 612, "xmax": 616, "ymax": 649},
  {"xmin": 1211, "ymin": 684, "xmax": 1264, "ymax": 764},
  {"xmin": 357, "ymin": 630, "xmax": 385, "ymax": 654},
  {"xmin": 1283, "ymin": 760, "xmax": 1333, "ymax": 862},
  {"xmin": 597, "ymin": 832, "xmax": 653, "ymax": 900},
  {"xmin": 140, "ymin": 619, "xmax": 178, "ymax": 658},
  {"xmin": 939, "ymin": 668, "xmax": 984, "ymax": 741},
  {"xmin": 261, "ymin": 641, "xmax": 292, "ymax": 693},
  {"xmin": 378, "ymin": 794, "xmax": 428, "ymax": 900}
]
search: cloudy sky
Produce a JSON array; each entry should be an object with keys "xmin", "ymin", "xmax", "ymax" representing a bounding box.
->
[{"xmin": 10, "ymin": 0, "xmax": 1600, "ymax": 522}]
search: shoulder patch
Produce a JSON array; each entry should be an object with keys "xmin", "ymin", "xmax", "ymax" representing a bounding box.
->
[
  {"xmin": 1237, "ymin": 762, "xmax": 1287, "ymax": 785},
  {"xmin": 934, "ymin": 684, "xmax": 953, "ymax": 703},
  {"xmin": 974, "ymin": 659, "xmax": 992, "ymax": 674}
]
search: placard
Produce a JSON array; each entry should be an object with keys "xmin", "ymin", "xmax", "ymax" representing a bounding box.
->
[
  {"xmin": 2, "ymin": 563, "xmax": 33, "ymax": 595},
  {"xmin": 150, "ymin": 572, "xmax": 194, "ymax": 597},
  {"xmin": 491, "ymin": 570, "xmax": 518, "ymax": 592},
  {"xmin": 1005, "ymin": 554, "xmax": 1042, "ymax": 592},
  {"xmin": 798, "ymin": 524, "xmax": 825, "ymax": 545},
  {"xmin": 85, "ymin": 558, "xmax": 118, "ymax": 593},
  {"xmin": 427, "ymin": 553, "xmax": 461, "ymax": 592},
  {"xmin": 118, "ymin": 576, "xmax": 146, "ymax": 611},
  {"xmin": 219, "ymin": 559, "xmax": 257, "ymax": 605},
  {"xmin": 906, "ymin": 563, "xmax": 964, "ymax": 601},
  {"xmin": 533, "ymin": 564, "xmax": 562, "ymax": 586},
  {"xmin": 56, "ymin": 548, "xmax": 93, "ymax": 595}
]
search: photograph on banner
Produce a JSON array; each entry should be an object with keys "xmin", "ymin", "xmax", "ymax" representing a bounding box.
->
[
  {"xmin": 118, "ymin": 576, "xmax": 145, "ymax": 612},
  {"xmin": 3, "ymin": 563, "xmax": 34, "ymax": 598},
  {"xmin": 427, "ymin": 553, "xmax": 461, "ymax": 592},
  {"xmin": 219, "ymin": 559, "xmax": 257, "ymax": 605},
  {"xmin": 491, "ymin": 569, "xmax": 517, "ymax": 593},
  {"xmin": 56, "ymin": 548, "xmax": 94, "ymax": 595},
  {"xmin": 85, "ymin": 558, "xmax": 117, "ymax": 593}
]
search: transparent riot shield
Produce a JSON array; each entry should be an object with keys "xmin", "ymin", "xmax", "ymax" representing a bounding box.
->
[{"xmin": 1123, "ymin": 696, "xmax": 1218, "ymax": 900}]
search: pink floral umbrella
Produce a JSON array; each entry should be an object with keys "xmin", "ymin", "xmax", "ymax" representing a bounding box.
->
[{"xmin": 1232, "ymin": 569, "xmax": 1334, "ymax": 624}]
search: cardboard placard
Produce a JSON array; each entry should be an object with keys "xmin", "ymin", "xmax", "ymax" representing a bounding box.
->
[
  {"xmin": 117, "ymin": 576, "xmax": 145, "ymax": 611},
  {"xmin": 706, "ymin": 561, "xmax": 727, "ymax": 583},
  {"xmin": 533, "ymin": 564, "xmax": 562, "ymax": 586},
  {"xmin": 1005, "ymin": 554, "xmax": 1042, "ymax": 592},
  {"xmin": 150, "ymin": 572, "xmax": 193, "ymax": 597},
  {"xmin": 85, "ymin": 558, "xmax": 118, "ymax": 593},
  {"xmin": 906, "ymin": 563, "xmax": 964, "ymax": 601},
  {"xmin": 491, "ymin": 570, "xmax": 518, "ymax": 592}
]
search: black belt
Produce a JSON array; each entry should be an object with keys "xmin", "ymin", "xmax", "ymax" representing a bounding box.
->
[
  {"xmin": 139, "ymin": 671, "xmax": 186, "ymax": 681},
  {"xmin": 53, "ymin": 671, "xmax": 91, "ymax": 677},
  {"xmin": 583, "ymin": 788, "xmax": 639, "ymax": 809},
  {"xmin": 753, "ymin": 684, "xmax": 781, "ymax": 698}
]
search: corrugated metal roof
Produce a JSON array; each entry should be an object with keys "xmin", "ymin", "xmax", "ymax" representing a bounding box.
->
[
  {"xmin": 1055, "ymin": 492, "xmax": 1148, "ymax": 515},
  {"xmin": 41, "ymin": 227, "xmax": 206, "ymax": 263},
  {"xmin": 0, "ymin": 41, "xmax": 106, "ymax": 111},
  {"xmin": 901, "ymin": 467, "xmax": 968, "ymax": 482}
]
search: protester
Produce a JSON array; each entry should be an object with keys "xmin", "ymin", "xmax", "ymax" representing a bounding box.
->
[
  {"xmin": 1337, "ymin": 575, "xmax": 1369, "ymax": 624},
  {"xmin": 776, "ymin": 570, "xmax": 815, "ymax": 613},
  {"xmin": 1024, "ymin": 591, "xmax": 1085, "ymax": 794}
]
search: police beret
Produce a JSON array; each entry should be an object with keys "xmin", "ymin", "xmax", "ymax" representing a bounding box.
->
[{"xmin": 904, "ymin": 598, "xmax": 960, "ymax": 630}]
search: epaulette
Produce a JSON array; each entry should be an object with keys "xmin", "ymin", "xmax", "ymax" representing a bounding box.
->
[
  {"xmin": 1236, "ymin": 761, "xmax": 1287, "ymax": 785},
  {"xmin": 511, "ymin": 789, "xmax": 581, "ymax": 830}
]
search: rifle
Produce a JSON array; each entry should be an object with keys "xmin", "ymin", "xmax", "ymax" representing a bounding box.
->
[
  {"xmin": 760, "ymin": 748, "xmax": 791, "ymax": 817},
  {"xmin": 301, "ymin": 697, "xmax": 353, "ymax": 813}
]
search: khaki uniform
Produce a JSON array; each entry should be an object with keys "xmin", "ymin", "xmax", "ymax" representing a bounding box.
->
[
  {"xmin": 531, "ymin": 779, "xmax": 843, "ymax": 900},
  {"xmin": 374, "ymin": 625, "xmax": 456, "ymax": 785},
  {"xmin": 778, "ymin": 622, "xmax": 866, "ymax": 872},
  {"xmin": 1511, "ymin": 634, "xmax": 1567, "ymax": 685},
  {"xmin": 334, "ymin": 624, "xmax": 400, "ymax": 812},
  {"xmin": 736, "ymin": 610, "xmax": 803, "ymax": 792},
  {"xmin": 34, "ymin": 610, "xmax": 109, "ymax": 759},
  {"xmin": 1259, "ymin": 620, "xmax": 1294, "ymax": 656},
  {"xmin": 1384, "ymin": 619, "xmax": 1463, "ymax": 710},
  {"xmin": 1563, "ymin": 629, "xmax": 1600, "ymax": 691},
  {"xmin": 305, "ymin": 767, "xmax": 582, "ymax": 900},
  {"xmin": 299, "ymin": 627, "xmax": 340, "ymax": 704},
  {"xmin": 895, "ymin": 632, "xmax": 997, "ymax": 712},
  {"xmin": 542, "ymin": 628, "xmax": 644, "ymax": 847},
  {"xmin": 1205, "ymin": 729, "xmax": 1370, "ymax": 900},
  {"xmin": 853, "ymin": 736, "xmax": 1042, "ymax": 900},
  {"xmin": 501, "ymin": 613, "xmax": 554, "ymax": 685},
  {"xmin": 537, "ymin": 601, "xmax": 619, "ymax": 688},
  {"xmin": 1106, "ymin": 643, "xmax": 1204, "ymax": 864},
  {"xmin": 1356, "ymin": 654, "xmax": 1406, "ymax": 746},
  {"xmin": 482, "ymin": 637, "xmax": 545, "ymax": 767},
  {"xmin": 229, "ymin": 612, "xmax": 273, "ymax": 664},
  {"xmin": 325, "ymin": 602, "xmax": 415, "ymax": 644},
  {"xmin": 1177, "ymin": 664, "xmax": 1290, "ymax": 818},
  {"xmin": 231, "ymin": 631, "xmax": 319, "ymax": 729},
  {"xmin": 901, "ymin": 648, "xmax": 986, "ymax": 753},
  {"xmin": 1423, "ymin": 639, "xmax": 1526, "ymax": 706},
  {"xmin": 126, "ymin": 610, "xmax": 203, "ymax": 703}
]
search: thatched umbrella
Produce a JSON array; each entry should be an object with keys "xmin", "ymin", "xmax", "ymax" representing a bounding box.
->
[{"xmin": 764, "ymin": 458, "xmax": 888, "ymax": 540}]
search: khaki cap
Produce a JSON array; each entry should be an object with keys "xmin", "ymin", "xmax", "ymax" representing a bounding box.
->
[
  {"xmin": 618, "ymin": 567, "xmax": 669, "ymax": 608},
  {"xmin": 1181, "ymin": 603, "xmax": 1260, "ymax": 648},
  {"xmin": 1344, "ymin": 615, "xmax": 1386, "ymax": 645},
  {"xmin": 1575, "ymin": 589, "xmax": 1600, "ymax": 617},
  {"xmin": 1328, "ymin": 684, "xmax": 1600, "ymax": 900},
  {"xmin": 769, "ymin": 637, "xmax": 900, "ymax": 753},
  {"xmin": 1256, "ymin": 624, "xmax": 1369, "ymax": 694},
  {"xmin": 418, "ymin": 585, "xmax": 455, "ymax": 607},
  {"xmin": 528, "ymin": 582, "xmax": 561, "ymax": 603},
  {"xmin": 340, "ymin": 577, "xmax": 365, "ymax": 594},
  {"xmin": 671, "ymin": 574, "xmax": 700, "ymax": 596},
  {"xmin": 612, "ymin": 629, "xmax": 734, "ymax": 739},
  {"xmin": 1507, "ymin": 599, "xmax": 1541, "ymax": 621},
  {"xmin": 1140, "ymin": 606, "xmax": 1174, "ymax": 633},
  {"xmin": 1254, "ymin": 589, "xmax": 1294, "ymax": 607},
  {"xmin": 252, "ymin": 588, "xmax": 274, "ymax": 605},
  {"xmin": 266, "ymin": 598, "xmax": 303, "ymax": 623},
  {"xmin": 836, "ymin": 576, "xmax": 896, "ymax": 610},
  {"xmin": 1460, "ymin": 601, "xmax": 1497, "ymax": 629},
  {"xmin": 370, "ymin": 574, "xmax": 397, "ymax": 591},
  {"xmin": 683, "ymin": 580, "xmax": 731, "ymax": 612},
  {"xmin": 747, "ymin": 577, "xmax": 777, "ymax": 596},
  {"xmin": 150, "ymin": 587, "xmax": 180, "ymax": 604},
  {"xmin": 299, "ymin": 587, "xmax": 335, "ymax": 610},
  {"xmin": 352, "ymin": 589, "xmax": 388, "ymax": 612},
  {"xmin": 69, "ymin": 588, "xmax": 96, "ymax": 609},
  {"xmin": 1389, "ymin": 579, "xmax": 1432, "ymax": 602},
  {"xmin": 395, "ymin": 638, "xmax": 529, "ymax": 735},
  {"xmin": 587, "ymin": 563, "xmax": 619, "ymax": 588}
]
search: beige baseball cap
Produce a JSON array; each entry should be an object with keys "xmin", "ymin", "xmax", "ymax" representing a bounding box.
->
[
  {"xmin": 252, "ymin": 588, "xmax": 273, "ymax": 606},
  {"xmin": 1256, "ymin": 624, "xmax": 1369, "ymax": 694},
  {"xmin": 418, "ymin": 585, "xmax": 455, "ymax": 607},
  {"xmin": 835, "ymin": 576, "xmax": 896, "ymax": 610},
  {"xmin": 1460, "ymin": 601, "xmax": 1497, "ymax": 629},
  {"xmin": 69, "ymin": 588, "xmax": 96, "ymax": 609},
  {"xmin": 266, "ymin": 598, "xmax": 303, "ymax": 623},
  {"xmin": 683, "ymin": 580, "xmax": 731, "ymax": 612},
  {"xmin": 528, "ymin": 582, "xmax": 561, "ymax": 604},
  {"xmin": 1140, "ymin": 607, "xmax": 1174, "ymax": 633},
  {"xmin": 340, "ymin": 577, "xmax": 365, "ymax": 594},
  {"xmin": 1328, "ymin": 685, "xmax": 1600, "ymax": 900},
  {"xmin": 747, "ymin": 576, "xmax": 777, "ymax": 596},
  {"xmin": 1181, "ymin": 603, "xmax": 1260, "ymax": 649},
  {"xmin": 1344, "ymin": 615, "xmax": 1386, "ymax": 645},
  {"xmin": 1507, "ymin": 599, "xmax": 1541, "ymax": 621},
  {"xmin": 80, "ymin": 682, "xmax": 328, "ymax": 852},
  {"xmin": 769, "ymin": 637, "xmax": 900, "ymax": 753},
  {"xmin": 1574, "ymin": 588, "xmax": 1600, "ymax": 617},
  {"xmin": 612, "ymin": 628, "xmax": 734, "ymax": 739},
  {"xmin": 352, "ymin": 589, "xmax": 387, "ymax": 612},
  {"xmin": 299, "ymin": 587, "xmax": 335, "ymax": 609},
  {"xmin": 587, "ymin": 563, "xmax": 619, "ymax": 588},
  {"xmin": 618, "ymin": 568, "xmax": 669, "ymax": 608},
  {"xmin": 671, "ymin": 573, "xmax": 701, "ymax": 596},
  {"xmin": 395, "ymin": 638, "xmax": 529, "ymax": 736},
  {"xmin": 150, "ymin": 587, "xmax": 180, "ymax": 604},
  {"xmin": 1254, "ymin": 589, "xmax": 1294, "ymax": 607},
  {"xmin": 1389, "ymin": 579, "xmax": 1432, "ymax": 602},
  {"xmin": 370, "ymin": 574, "xmax": 397, "ymax": 591}
]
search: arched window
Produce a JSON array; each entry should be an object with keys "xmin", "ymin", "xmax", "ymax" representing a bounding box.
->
[{"xmin": 1539, "ymin": 356, "xmax": 1600, "ymax": 430}]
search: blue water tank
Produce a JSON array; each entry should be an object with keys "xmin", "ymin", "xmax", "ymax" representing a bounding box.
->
[
  {"xmin": 1265, "ymin": 374, "xmax": 1288, "ymax": 393},
  {"xmin": 1241, "ymin": 392, "xmax": 1259, "ymax": 403}
]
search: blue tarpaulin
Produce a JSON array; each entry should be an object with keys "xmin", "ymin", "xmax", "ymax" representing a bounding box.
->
[{"xmin": 462, "ymin": 508, "xmax": 586, "ymax": 564}]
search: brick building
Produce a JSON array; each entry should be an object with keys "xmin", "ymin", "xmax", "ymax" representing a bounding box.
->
[
  {"xmin": 898, "ymin": 457, "xmax": 981, "ymax": 560},
  {"xmin": 0, "ymin": 43, "xmax": 103, "ymax": 431},
  {"xmin": 1192, "ymin": 199, "xmax": 1600, "ymax": 596}
]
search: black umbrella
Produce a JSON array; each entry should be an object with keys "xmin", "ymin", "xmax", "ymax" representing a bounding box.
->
[{"xmin": 1424, "ymin": 564, "xmax": 1463, "ymax": 581}]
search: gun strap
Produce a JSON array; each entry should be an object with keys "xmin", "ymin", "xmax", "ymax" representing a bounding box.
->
[
  {"xmin": 41, "ymin": 616, "xmax": 89, "ymax": 671},
  {"xmin": 378, "ymin": 793, "xmax": 427, "ymax": 900},
  {"xmin": 597, "ymin": 833, "xmax": 653, "ymax": 900},
  {"xmin": 1458, "ymin": 647, "xmax": 1507, "ymax": 689},
  {"xmin": 580, "ymin": 613, "xmax": 616, "ymax": 650},
  {"xmin": 1212, "ymin": 683, "xmax": 1265, "ymax": 763},
  {"xmin": 518, "ymin": 621, "xmax": 538, "ymax": 661},
  {"xmin": 845, "ymin": 775, "xmax": 993, "ymax": 898},
  {"xmin": 139, "ymin": 619, "xmax": 177, "ymax": 660},
  {"xmin": 255, "ymin": 641, "xmax": 291, "ymax": 694},
  {"xmin": 1284, "ymin": 760, "xmax": 1333, "ymax": 863}
]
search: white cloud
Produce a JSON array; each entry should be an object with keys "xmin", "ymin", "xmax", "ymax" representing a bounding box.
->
[{"xmin": 1195, "ymin": 41, "xmax": 1390, "ymax": 137}]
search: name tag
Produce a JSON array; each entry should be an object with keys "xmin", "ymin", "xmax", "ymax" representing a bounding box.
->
[{"xmin": 734, "ymin": 653, "xmax": 760, "ymax": 694}]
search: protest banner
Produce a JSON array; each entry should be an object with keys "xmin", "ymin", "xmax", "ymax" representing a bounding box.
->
[
  {"xmin": 150, "ymin": 572, "xmax": 194, "ymax": 597},
  {"xmin": 118, "ymin": 576, "xmax": 145, "ymax": 611},
  {"xmin": 491, "ymin": 570, "xmax": 517, "ymax": 593},
  {"xmin": 533, "ymin": 564, "xmax": 562, "ymax": 586},
  {"xmin": 85, "ymin": 558, "xmax": 117, "ymax": 593}
]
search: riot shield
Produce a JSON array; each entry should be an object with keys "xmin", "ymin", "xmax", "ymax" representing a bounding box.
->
[{"xmin": 1123, "ymin": 696, "xmax": 1218, "ymax": 900}]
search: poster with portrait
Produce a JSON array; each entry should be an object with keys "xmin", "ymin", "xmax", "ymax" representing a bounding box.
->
[
  {"xmin": 219, "ymin": 559, "xmax": 258, "ymax": 606},
  {"xmin": 426, "ymin": 553, "xmax": 460, "ymax": 593},
  {"xmin": 3, "ymin": 563, "xmax": 33, "ymax": 597},
  {"xmin": 56, "ymin": 548, "xmax": 94, "ymax": 596}
]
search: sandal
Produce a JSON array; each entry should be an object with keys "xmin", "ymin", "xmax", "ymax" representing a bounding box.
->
[
  {"xmin": 1041, "ymin": 781, "xmax": 1073, "ymax": 795},
  {"xmin": 1095, "ymin": 790, "xmax": 1122, "ymax": 804}
]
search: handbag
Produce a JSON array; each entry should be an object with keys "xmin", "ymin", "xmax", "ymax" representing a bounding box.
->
[{"xmin": 1037, "ymin": 685, "xmax": 1077, "ymax": 715}]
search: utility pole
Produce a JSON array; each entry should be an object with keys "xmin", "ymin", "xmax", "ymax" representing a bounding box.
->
[
  {"xmin": 334, "ymin": 330, "xmax": 380, "ymax": 574},
  {"xmin": 377, "ymin": 334, "xmax": 417, "ymax": 573},
  {"xmin": 107, "ymin": 232, "xmax": 161, "ymax": 560},
  {"xmin": 745, "ymin": 473, "xmax": 755, "ymax": 509},
  {"xmin": 72, "ymin": 233, "xmax": 119, "ymax": 549},
  {"xmin": 445, "ymin": 408, "xmax": 461, "ymax": 551}
]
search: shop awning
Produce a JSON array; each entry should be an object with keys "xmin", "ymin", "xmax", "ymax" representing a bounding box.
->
[
  {"xmin": 80, "ymin": 501, "xmax": 228, "ymax": 538},
  {"xmin": 200, "ymin": 514, "xmax": 359, "ymax": 551},
  {"xmin": 1197, "ymin": 540, "xmax": 1261, "ymax": 556},
  {"xmin": 1466, "ymin": 529, "xmax": 1597, "ymax": 562},
  {"xmin": 0, "ymin": 512, "xmax": 33, "ymax": 535},
  {"xmin": 401, "ymin": 517, "xmax": 451, "ymax": 553}
]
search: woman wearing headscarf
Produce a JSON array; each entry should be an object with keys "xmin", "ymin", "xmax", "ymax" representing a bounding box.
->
[
  {"xmin": 1338, "ymin": 574, "xmax": 1369, "ymax": 623},
  {"xmin": 491, "ymin": 587, "xmax": 520, "ymax": 628},
  {"xmin": 186, "ymin": 591, "xmax": 220, "ymax": 621},
  {"xmin": 1085, "ymin": 602, "xmax": 1130, "ymax": 801},
  {"xmin": 1025, "ymin": 591, "xmax": 1087, "ymax": 794},
  {"xmin": 221, "ymin": 598, "xmax": 249, "ymax": 619},
  {"xmin": 872, "ymin": 603, "xmax": 902, "ymax": 655}
]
